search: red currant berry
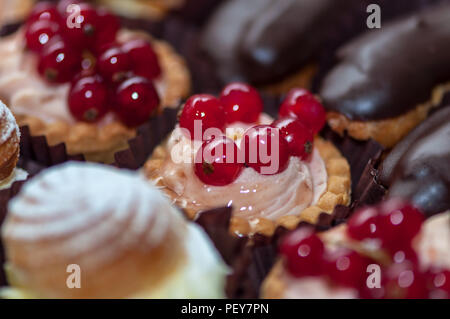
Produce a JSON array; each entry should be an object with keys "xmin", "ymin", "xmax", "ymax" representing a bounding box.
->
[
  {"xmin": 114, "ymin": 76, "xmax": 160, "ymax": 127},
  {"xmin": 194, "ymin": 136, "xmax": 243, "ymax": 186},
  {"xmin": 94, "ymin": 7, "xmax": 120, "ymax": 48},
  {"xmin": 219, "ymin": 82, "xmax": 263, "ymax": 124},
  {"xmin": 38, "ymin": 37, "xmax": 81, "ymax": 83},
  {"xmin": 279, "ymin": 227, "xmax": 325, "ymax": 277},
  {"xmin": 27, "ymin": 2, "xmax": 62, "ymax": 25},
  {"xmin": 98, "ymin": 46, "xmax": 131, "ymax": 83},
  {"xmin": 426, "ymin": 269, "xmax": 450, "ymax": 299},
  {"xmin": 378, "ymin": 200, "xmax": 424, "ymax": 251},
  {"xmin": 68, "ymin": 75, "xmax": 108, "ymax": 122},
  {"xmin": 383, "ymin": 262, "xmax": 427, "ymax": 299},
  {"xmin": 122, "ymin": 39, "xmax": 161, "ymax": 80},
  {"xmin": 271, "ymin": 117, "xmax": 314, "ymax": 160},
  {"xmin": 241, "ymin": 125, "xmax": 290, "ymax": 175},
  {"xmin": 179, "ymin": 94, "xmax": 226, "ymax": 141},
  {"xmin": 25, "ymin": 20, "xmax": 60, "ymax": 53},
  {"xmin": 325, "ymin": 249, "xmax": 372, "ymax": 289},
  {"xmin": 61, "ymin": 3, "xmax": 99, "ymax": 47},
  {"xmin": 347, "ymin": 206, "xmax": 381, "ymax": 240},
  {"xmin": 390, "ymin": 246, "xmax": 418, "ymax": 265},
  {"xmin": 279, "ymin": 88, "xmax": 326, "ymax": 134}
]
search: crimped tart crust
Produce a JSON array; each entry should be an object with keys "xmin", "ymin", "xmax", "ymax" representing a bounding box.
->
[
  {"xmin": 0, "ymin": 0, "xmax": 33, "ymax": 27},
  {"xmin": 8, "ymin": 30, "xmax": 191, "ymax": 163},
  {"xmin": 326, "ymin": 83, "xmax": 450, "ymax": 148},
  {"xmin": 144, "ymin": 137, "xmax": 351, "ymax": 237}
]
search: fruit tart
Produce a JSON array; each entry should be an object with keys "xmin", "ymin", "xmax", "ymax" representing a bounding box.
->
[
  {"xmin": 1, "ymin": 162, "xmax": 228, "ymax": 299},
  {"xmin": 262, "ymin": 200, "xmax": 450, "ymax": 299},
  {"xmin": 0, "ymin": 1, "xmax": 190, "ymax": 163},
  {"xmin": 145, "ymin": 84, "xmax": 351, "ymax": 236},
  {"xmin": 320, "ymin": 3, "xmax": 450, "ymax": 148},
  {"xmin": 0, "ymin": 99, "xmax": 27, "ymax": 190}
]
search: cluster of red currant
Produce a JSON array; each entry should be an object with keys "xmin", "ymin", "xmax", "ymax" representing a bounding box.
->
[
  {"xmin": 24, "ymin": 1, "xmax": 161, "ymax": 127},
  {"xmin": 178, "ymin": 84, "xmax": 326, "ymax": 186},
  {"xmin": 280, "ymin": 199, "xmax": 450, "ymax": 299}
]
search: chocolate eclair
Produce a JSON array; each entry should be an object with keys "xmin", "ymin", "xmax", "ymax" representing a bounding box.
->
[
  {"xmin": 320, "ymin": 4, "xmax": 450, "ymax": 148},
  {"xmin": 379, "ymin": 106, "xmax": 450, "ymax": 217},
  {"xmin": 202, "ymin": 0, "xmax": 361, "ymax": 93}
]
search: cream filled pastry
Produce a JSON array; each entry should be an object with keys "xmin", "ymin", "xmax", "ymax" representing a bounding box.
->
[
  {"xmin": 262, "ymin": 200, "xmax": 450, "ymax": 299},
  {"xmin": 0, "ymin": 99, "xmax": 27, "ymax": 189},
  {"xmin": 0, "ymin": 1, "xmax": 190, "ymax": 163},
  {"xmin": 145, "ymin": 84, "xmax": 351, "ymax": 236},
  {"xmin": 0, "ymin": 162, "xmax": 228, "ymax": 299}
]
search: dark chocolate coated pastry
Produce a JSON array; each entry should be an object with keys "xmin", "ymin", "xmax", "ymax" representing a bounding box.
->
[
  {"xmin": 320, "ymin": 4, "xmax": 450, "ymax": 121},
  {"xmin": 202, "ymin": 0, "xmax": 361, "ymax": 84},
  {"xmin": 380, "ymin": 106, "xmax": 450, "ymax": 217}
]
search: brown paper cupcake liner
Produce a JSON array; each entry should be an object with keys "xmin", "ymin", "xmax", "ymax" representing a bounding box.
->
[
  {"xmin": 113, "ymin": 107, "xmax": 179, "ymax": 169},
  {"xmin": 20, "ymin": 126, "xmax": 85, "ymax": 167}
]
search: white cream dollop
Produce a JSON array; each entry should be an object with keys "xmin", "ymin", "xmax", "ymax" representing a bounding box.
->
[{"xmin": 1, "ymin": 162, "xmax": 228, "ymax": 299}]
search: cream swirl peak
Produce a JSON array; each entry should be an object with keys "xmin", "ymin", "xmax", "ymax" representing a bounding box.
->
[{"xmin": 1, "ymin": 162, "xmax": 227, "ymax": 298}]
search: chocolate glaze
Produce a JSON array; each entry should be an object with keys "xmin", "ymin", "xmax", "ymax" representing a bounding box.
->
[
  {"xmin": 202, "ymin": 0, "xmax": 362, "ymax": 84},
  {"xmin": 380, "ymin": 106, "xmax": 450, "ymax": 217},
  {"xmin": 320, "ymin": 4, "xmax": 450, "ymax": 121}
]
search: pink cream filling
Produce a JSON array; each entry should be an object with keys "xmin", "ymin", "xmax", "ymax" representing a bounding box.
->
[
  {"xmin": 155, "ymin": 114, "xmax": 328, "ymax": 221},
  {"xmin": 0, "ymin": 29, "xmax": 166, "ymax": 125}
]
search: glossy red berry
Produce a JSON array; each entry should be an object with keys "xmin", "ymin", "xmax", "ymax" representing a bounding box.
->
[
  {"xmin": 280, "ymin": 227, "xmax": 325, "ymax": 277},
  {"xmin": 390, "ymin": 246, "xmax": 418, "ymax": 265},
  {"xmin": 241, "ymin": 125, "xmax": 290, "ymax": 175},
  {"xmin": 377, "ymin": 200, "xmax": 424, "ymax": 251},
  {"xmin": 219, "ymin": 82, "xmax": 263, "ymax": 124},
  {"xmin": 279, "ymin": 88, "xmax": 326, "ymax": 134},
  {"xmin": 38, "ymin": 37, "xmax": 81, "ymax": 83},
  {"xmin": 98, "ymin": 46, "xmax": 131, "ymax": 82},
  {"xmin": 383, "ymin": 262, "xmax": 427, "ymax": 299},
  {"xmin": 27, "ymin": 2, "xmax": 62, "ymax": 25},
  {"xmin": 114, "ymin": 76, "xmax": 160, "ymax": 127},
  {"xmin": 325, "ymin": 249, "xmax": 372, "ymax": 288},
  {"xmin": 25, "ymin": 20, "xmax": 60, "ymax": 52},
  {"xmin": 271, "ymin": 117, "xmax": 314, "ymax": 160},
  {"xmin": 426, "ymin": 269, "xmax": 450, "ymax": 299},
  {"xmin": 68, "ymin": 75, "xmax": 108, "ymax": 122},
  {"xmin": 179, "ymin": 94, "xmax": 226, "ymax": 141},
  {"xmin": 194, "ymin": 136, "xmax": 243, "ymax": 186},
  {"xmin": 122, "ymin": 39, "xmax": 161, "ymax": 80},
  {"xmin": 61, "ymin": 3, "xmax": 99, "ymax": 47},
  {"xmin": 347, "ymin": 206, "xmax": 381, "ymax": 240},
  {"xmin": 94, "ymin": 7, "xmax": 120, "ymax": 48}
]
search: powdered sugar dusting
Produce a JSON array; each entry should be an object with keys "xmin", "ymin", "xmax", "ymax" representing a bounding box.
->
[
  {"xmin": 0, "ymin": 99, "xmax": 19, "ymax": 144},
  {"xmin": 3, "ymin": 163, "xmax": 185, "ymax": 268}
]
